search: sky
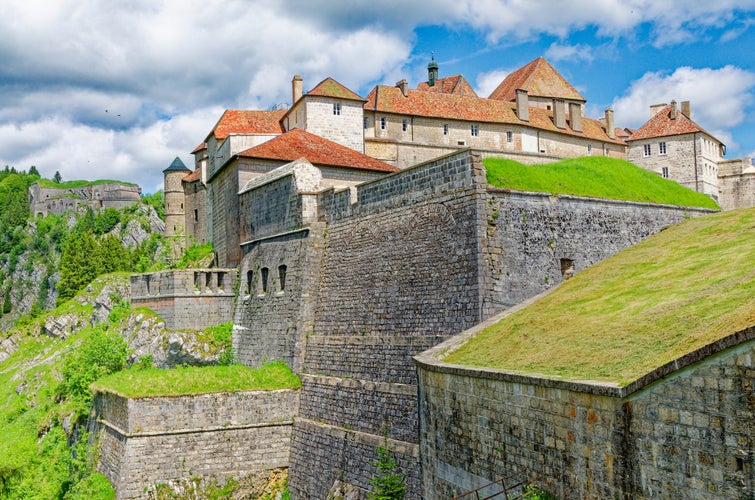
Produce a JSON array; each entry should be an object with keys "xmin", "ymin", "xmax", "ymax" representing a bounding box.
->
[{"xmin": 1, "ymin": 0, "xmax": 754, "ymax": 194}]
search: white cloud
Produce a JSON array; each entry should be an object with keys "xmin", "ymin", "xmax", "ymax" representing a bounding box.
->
[
  {"xmin": 544, "ymin": 43, "xmax": 594, "ymax": 63},
  {"xmin": 612, "ymin": 66, "xmax": 755, "ymax": 144},
  {"xmin": 475, "ymin": 69, "xmax": 510, "ymax": 98}
]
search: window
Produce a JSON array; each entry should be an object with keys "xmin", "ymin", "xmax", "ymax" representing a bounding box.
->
[
  {"xmin": 443, "ymin": 124, "xmax": 449, "ymax": 136},
  {"xmin": 261, "ymin": 267, "xmax": 269, "ymax": 294},
  {"xmin": 246, "ymin": 270, "xmax": 253, "ymax": 295},
  {"xmin": 506, "ymin": 131, "xmax": 513, "ymax": 143},
  {"xmin": 587, "ymin": 144, "xmax": 592, "ymax": 156},
  {"xmin": 333, "ymin": 102, "xmax": 341, "ymax": 115},
  {"xmin": 363, "ymin": 116, "xmax": 368, "ymax": 129},
  {"xmin": 402, "ymin": 119, "xmax": 408, "ymax": 132},
  {"xmin": 193, "ymin": 209, "xmax": 198, "ymax": 222},
  {"xmin": 643, "ymin": 144, "xmax": 651, "ymax": 157},
  {"xmin": 662, "ymin": 167, "xmax": 669, "ymax": 179},
  {"xmin": 659, "ymin": 141, "xmax": 667, "ymax": 155},
  {"xmin": 380, "ymin": 117, "xmax": 386, "ymax": 130},
  {"xmin": 278, "ymin": 265, "xmax": 287, "ymax": 292},
  {"xmin": 471, "ymin": 124, "xmax": 479, "ymax": 136}
]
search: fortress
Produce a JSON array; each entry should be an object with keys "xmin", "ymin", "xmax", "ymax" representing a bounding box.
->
[
  {"xmin": 28, "ymin": 180, "xmax": 141, "ymax": 217},
  {"xmin": 94, "ymin": 58, "xmax": 755, "ymax": 498}
]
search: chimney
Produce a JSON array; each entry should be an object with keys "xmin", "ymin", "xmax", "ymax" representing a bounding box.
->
[
  {"xmin": 605, "ymin": 107, "xmax": 615, "ymax": 139},
  {"xmin": 515, "ymin": 89, "xmax": 529, "ymax": 122},
  {"xmin": 292, "ymin": 74, "xmax": 303, "ymax": 104},
  {"xmin": 681, "ymin": 100, "xmax": 691, "ymax": 118},
  {"xmin": 553, "ymin": 99, "xmax": 566, "ymax": 129},
  {"xmin": 650, "ymin": 103, "xmax": 667, "ymax": 117},
  {"xmin": 396, "ymin": 79, "xmax": 409, "ymax": 97},
  {"xmin": 568, "ymin": 102, "xmax": 583, "ymax": 132},
  {"xmin": 670, "ymin": 100, "xmax": 677, "ymax": 120}
]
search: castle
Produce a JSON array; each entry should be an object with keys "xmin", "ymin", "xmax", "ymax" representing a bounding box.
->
[
  {"xmin": 28, "ymin": 180, "xmax": 141, "ymax": 217},
  {"xmin": 95, "ymin": 58, "xmax": 755, "ymax": 498}
]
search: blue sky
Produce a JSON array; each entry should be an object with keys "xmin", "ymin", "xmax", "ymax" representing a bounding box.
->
[{"xmin": 1, "ymin": 0, "xmax": 754, "ymax": 193}]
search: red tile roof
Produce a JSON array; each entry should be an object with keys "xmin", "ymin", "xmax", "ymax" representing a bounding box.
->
[
  {"xmin": 417, "ymin": 75, "xmax": 477, "ymax": 97},
  {"xmin": 237, "ymin": 128, "xmax": 399, "ymax": 173},
  {"xmin": 208, "ymin": 110, "xmax": 286, "ymax": 141},
  {"xmin": 183, "ymin": 168, "xmax": 201, "ymax": 183},
  {"xmin": 488, "ymin": 57, "xmax": 585, "ymax": 102},
  {"xmin": 364, "ymin": 86, "xmax": 623, "ymax": 144},
  {"xmin": 626, "ymin": 104, "xmax": 720, "ymax": 143},
  {"xmin": 191, "ymin": 142, "xmax": 207, "ymax": 154},
  {"xmin": 306, "ymin": 77, "xmax": 363, "ymax": 101}
]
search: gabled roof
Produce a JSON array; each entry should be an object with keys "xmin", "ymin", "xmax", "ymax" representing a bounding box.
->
[
  {"xmin": 183, "ymin": 168, "xmax": 201, "ymax": 183},
  {"xmin": 417, "ymin": 75, "xmax": 478, "ymax": 97},
  {"xmin": 163, "ymin": 156, "xmax": 190, "ymax": 173},
  {"xmin": 207, "ymin": 110, "xmax": 286, "ymax": 141},
  {"xmin": 191, "ymin": 142, "xmax": 207, "ymax": 154},
  {"xmin": 364, "ymin": 86, "xmax": 623, "ymax": 144},
  {"xmin": 237, "ymin": 128, "xmax": 399, "ymax": 173},
  {"xmin": 626, "ymin": 104, "xmax": 721, "ymax": 143},
  {"xmin": 306, "ymin": 77, "xmax": 363, "ymax": 101},
  {"xmin": 488, "ymin": 57, "xmax": 585, "ymax": 102}
]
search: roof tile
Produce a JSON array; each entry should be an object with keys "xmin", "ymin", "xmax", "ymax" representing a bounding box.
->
[
  {"xmin": 209, "ymin": 110, "xmax": 286, "ymax": 141},
  {"xmin": 626, "ymin": 104, "xmax": 720, "ymax": 143},
  {"xmin": 417, "ymin": 75, "xmax": 477, "ymax": 97},
  {"xmin": 488, "ymin": 57, "xmax": 585, "ymax": 102},
  {"xmin": 237, "ymin": 129, "xmax": 399, "ymax": 173},
  {"xmin": 306, "ymin": 77, "xmax": 363, "ymax": 101}
]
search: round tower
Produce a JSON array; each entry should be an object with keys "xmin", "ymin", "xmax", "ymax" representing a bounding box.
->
[{"xmin": 163, "ymin": 157, "xmax": 191, "ymax": 239}]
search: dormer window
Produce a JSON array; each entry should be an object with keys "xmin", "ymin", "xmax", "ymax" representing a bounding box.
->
[{"xmin": 333, "ymin": 102, "xmax": 341, "ymax": 115}]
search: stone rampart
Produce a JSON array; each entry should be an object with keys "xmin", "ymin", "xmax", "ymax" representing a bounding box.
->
[
  {"xmin": 483, "ymin": 189, "xmax": 714, "ymax": 314},
  {"xmin": 29, "ymin": 182, "xmax": 142, "ymax": 217},
  {"xmin": 130, "ymin": 269, "xmax": 237, "ymax": 330},
  {"xmin": 94, "ymin": 389, "xmax": 299, "ymax": 499},
  {"xmin": 415, "ymin": 314, "xmax": 755, "ymax": 499}
]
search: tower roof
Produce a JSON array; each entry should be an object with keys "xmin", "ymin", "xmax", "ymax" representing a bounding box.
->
[
  {"xmin": 163, "ymin": 156, "xmax": 190, "ymax": 173},
  {"xmin": 488, "ymin": 57, "xmax": 585, "ymax": 102}
]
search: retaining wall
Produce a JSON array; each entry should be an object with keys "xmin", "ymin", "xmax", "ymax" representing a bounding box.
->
[{"xmin": 94, "ymin": 389, "xmax": 299, "ymax": 499}]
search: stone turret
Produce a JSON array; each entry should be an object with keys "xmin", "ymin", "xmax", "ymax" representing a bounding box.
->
[{"xmin": 163, "ymin": 157, "xmax": 191, "ymax": 241}]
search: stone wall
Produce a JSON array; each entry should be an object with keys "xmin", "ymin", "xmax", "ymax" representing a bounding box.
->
[
  {"xmin": 483, "ymin": 189, "xmax": 714, "ymax": 314},
  {"xmin": 28, "ymin": 182, "xmax": 142, "ymax": 217},
  {"xmin": 94, "ymin": 389, "xmax": 299, "ymax": 499},
  {"xmin": 718, "ymin": 158, "xmax": 755, "ymax": 211},
  {"xmin": 415, "ymin": 318, "xmax": 755, "ymax": 499},
  {"xmin": 183, "ymin": 179, "xmax": 207, "ymax": 244},
  {"xmin": 130, "ymin": 269, "xmax": 237, "ymax": 330}
]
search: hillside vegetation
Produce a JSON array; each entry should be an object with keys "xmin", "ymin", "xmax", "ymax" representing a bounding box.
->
[
  {"xmin": 444, "ymin": 207, "xmax": 755, "ymax": 386},
  {"xmin": 484, "ymin": 157, "xmax": 720, "ymax": 209}
]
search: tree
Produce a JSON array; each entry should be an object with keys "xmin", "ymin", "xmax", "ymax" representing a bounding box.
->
[
  {"xmin": 53, "ymin": 170, "xmax": 62, "ymax": 183},
  {"xmin": 57, "ymin": 232, "xmax": 101, "ymax": 303},
  {"xmin": 368, "ymin": 438, "xmax": 406, "ymax": 500},
  {"xmin": 28, "ymin": 166, "xmax": 40, "ymax": 177}
]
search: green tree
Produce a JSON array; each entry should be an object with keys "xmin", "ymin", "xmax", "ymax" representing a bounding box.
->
[
  {"xmin": 28, "ymin": 166, "xmax": 40, "ymax": 177},
  {"xmin": 57, "ymin": 232, "xmax": 102, "ymax": 303},
  {"xmin": 53, "ymin": 170, "xmax": 62, "ymax": 183},
  {"xmin": 98, "ymin": 235, "xmax": 131, "ymax": 273},
  {"xmin": 368, "ymin": 438, "xmax": 406, "ymax": 500}
]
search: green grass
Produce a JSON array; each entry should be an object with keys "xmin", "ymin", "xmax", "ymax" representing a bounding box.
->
[
  {"xmin": 37, "ymin": 178, "xmax": 138, "ymax": 188},
  {"xmin": 92, "ymin": 361, "xmax": 301, "ymax": 398},
  {"xmin": 444, "ymin": 207, "xmax": 755, "ymax": 386},
  {"xmin": 484, "ymin": 157, "xmax": 720, "ymax": 209}
]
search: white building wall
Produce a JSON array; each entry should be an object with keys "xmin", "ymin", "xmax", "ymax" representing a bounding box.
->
[{"xmin": 303, "ymin": 97, "xmax": 364, "ymax": 152}]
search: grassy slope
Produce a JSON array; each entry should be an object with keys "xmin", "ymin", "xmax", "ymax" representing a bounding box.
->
[
  {"xmin": 444, "ymin": 207, "xmax": 755, "ymax": 386},
  {"xmin": 92, "ymin": 361, "xmax": 301, "ymax": 398},
  {"xmin": 484, "ymin": 157, "xmax": 720, "ymax": 209}
]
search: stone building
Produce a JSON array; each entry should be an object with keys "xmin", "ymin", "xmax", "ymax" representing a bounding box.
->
[
  {"xmin": 627, "ymin": 101, "xmax": 725, "ymax": 200},
  {"xmin": 718, "ymin": 157, "xmax": 755, "ymax": 210}
]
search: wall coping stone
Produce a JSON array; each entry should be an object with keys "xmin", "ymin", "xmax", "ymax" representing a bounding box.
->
[
  {"xmin": 415, "ymin": 286, "xmax": 755, "ymax": 398},
  {"xmin": 240, "ymin": 227, "xmax": 310, "ymax": 248},
  {"xmin": 97, "ymin": 417, "xmax": 293, "ymax": 438},
  {"xmin": 301, "ymin": 374, "xmax": 416, "ymax": 396},
  {"xmin": 296, "ymin": 417, "xmax": 419, "ymax": 458},
  {"xmin": 487, "ymin": 186, "xmax": 720, "ymax": 213}
]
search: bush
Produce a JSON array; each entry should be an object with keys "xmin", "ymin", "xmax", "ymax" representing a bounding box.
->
[{"xmin": 368, "ymin": 437, "xmax": 406, "ymax": 500}]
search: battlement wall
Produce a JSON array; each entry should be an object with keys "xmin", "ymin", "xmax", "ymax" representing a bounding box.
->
[
  {"xmin": 130, "ymin": 269, "xmax": 237, "ymax": 330},
  {"xmin": 94, "ymin": 389, "xmax": 299, "ymax": 499}
]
